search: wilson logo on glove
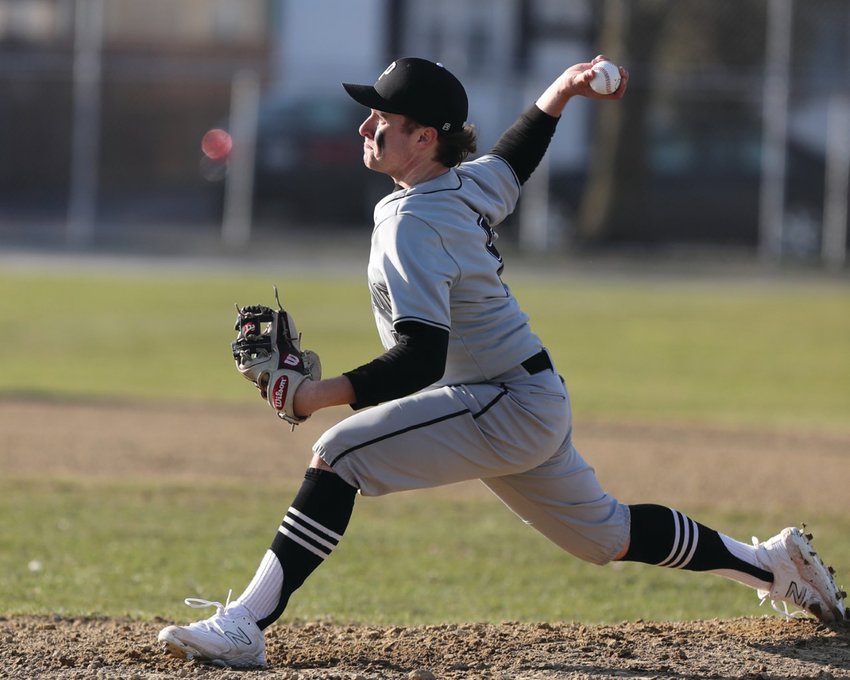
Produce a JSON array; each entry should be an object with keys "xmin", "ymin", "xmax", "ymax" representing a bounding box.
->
[
  {"xmin": 232, "ymin": 286, "xmax": 321, "ymax": 429},
  {"xmin": 271, "ymin": 375, "xmax": 289, "ymax": 411}
]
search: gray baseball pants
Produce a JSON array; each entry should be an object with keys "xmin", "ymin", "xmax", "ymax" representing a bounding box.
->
[{"xmin": 313, "ymin": 354, "xmax": 630, "ymax": 565}]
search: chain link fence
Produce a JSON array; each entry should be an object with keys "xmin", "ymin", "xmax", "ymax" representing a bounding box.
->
[
  {"xmin": 549, "ymin": 0, "xmax": 848, "ymax": 263},
  {"xmin": 0, "ymin": 0, "xmax": 847, "ymax": 264}
]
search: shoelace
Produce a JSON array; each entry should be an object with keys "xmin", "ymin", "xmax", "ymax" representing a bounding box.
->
[
  {"xmin": 751, "ymin": 537, "xmax": 805, "ymax": 620},
  {"xmin": 183, "ymin": 589, "xmax": 233, "ymax": 615},
  {"xmin": 756, "ymin": 593, "xmax": 805, "ymax": 620}
]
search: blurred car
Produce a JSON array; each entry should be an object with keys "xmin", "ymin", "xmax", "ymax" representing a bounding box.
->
[
  {"xmin": 644, "ymin": 126, "xmax": 825, "ymax": 245},
  {"xmin": 548, "ymin": 124, "xmax": 826, "ymax": 247},
  {"xmin": 216, "ymin": 94, "xmax": 393, "ymax": 226}
]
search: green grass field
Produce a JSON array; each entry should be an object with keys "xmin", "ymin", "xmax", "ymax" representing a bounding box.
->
[
  {"xmin": 3, "ymin": 268, "xmax": 849, "ymax": 427},
  {"xmin": 5, "ymin": 476, "xmax": 848, "ymax": 625},
  {"xmin": 1, "ymin": 266, "xmax": 848, "ymax": 624}
]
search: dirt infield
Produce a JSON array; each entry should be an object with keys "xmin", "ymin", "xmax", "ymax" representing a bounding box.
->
[
  {"xmin": 1, "ymin": 615, "xmax": 849, "ymax": 679},
  {"xmin": 2, "ymin": 398, "xmax": 849, "ymax": 678}
]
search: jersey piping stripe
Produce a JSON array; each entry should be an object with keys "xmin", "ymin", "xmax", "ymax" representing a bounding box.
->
[
  {"xmin": 394, "ymin": 315, "xmax": 450, "ymax": 332},
  {"xmin": 489, "ymin": 154, "xmax": 521, "ymax": 189},
  {"xmin": 380, "ymin": 156, "xmax": 518, "ymax": 202},
  {"xmin": 381, "ymin": 174, "xmax": 463, "ymax": 204},
  {"xmin": 329, "ymin": 387, "xmax": 509, "ymax": 467}
]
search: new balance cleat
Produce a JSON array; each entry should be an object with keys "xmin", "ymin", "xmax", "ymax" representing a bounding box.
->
[
  {"xmin": 158, "ymin": 593, "xmax": 267, "ymax": 668},
  {"xmin": 753, "ymin": 526, "xmax": 847, "ymax": 623}
]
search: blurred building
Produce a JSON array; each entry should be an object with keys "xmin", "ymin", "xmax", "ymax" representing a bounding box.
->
[
  {"xmin": 0, "ymin": 0, "xmax": 276, "ymax": 237},
  {"xmin": 1, "ymin": 0, "xmax": 848, "ymax": 262}
]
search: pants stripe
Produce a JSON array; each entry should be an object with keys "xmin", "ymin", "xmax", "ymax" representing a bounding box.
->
[{"xmin": 329, "ymin": 387, "xmax": 510, "ymax": 467}]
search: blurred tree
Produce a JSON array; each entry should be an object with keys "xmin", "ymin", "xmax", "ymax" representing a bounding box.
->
[
  {"xmin": 576, "ymin": 0, "xmax": 767, "ymax": 243},
  {"xmin": 654, "ymin": 1, "xmax": 766, "ymax": 123},
  {"xmin": 576, "ymin": 0, "xmax": 672, "ymax": 242}
]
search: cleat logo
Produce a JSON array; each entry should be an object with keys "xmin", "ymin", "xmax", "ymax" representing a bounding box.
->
[
  {"xmin": 786, "ymin": 581, "xmax": 808, "ymax": 606},
  {"xmin": 224, "ymin": 627, "xmax": 253, "ymax": 647}
]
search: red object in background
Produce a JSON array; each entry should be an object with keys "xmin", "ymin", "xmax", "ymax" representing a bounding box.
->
[{"xmin": 201, "ymin": 128, "xmax": 233, "ymax": 160}]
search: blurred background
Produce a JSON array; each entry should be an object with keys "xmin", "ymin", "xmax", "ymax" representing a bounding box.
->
[
  {"xmin": 1, "ymin": 1, "xmax": 849, "ymax": 630},
  {"xmin": 1, "ymin": 0, "xmax": 848, "ymax": 267}
]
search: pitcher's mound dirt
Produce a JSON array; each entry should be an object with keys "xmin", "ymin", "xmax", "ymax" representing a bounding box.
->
[
  {"xmin": 2, "ymin": 398, "xmax": 849, "ymax": 678},
  {"xmin": 1, "ymin": 615, "xmax": 849, "ymax": 679}
]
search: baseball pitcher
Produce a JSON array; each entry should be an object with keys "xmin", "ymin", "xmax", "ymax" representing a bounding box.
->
[{"xmin": 158, "ymin": 56, "xmax": 846, "ymax": 669}]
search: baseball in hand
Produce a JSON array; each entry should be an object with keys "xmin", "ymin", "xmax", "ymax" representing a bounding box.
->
[{"xmin": 589, "ymin": 61, "xmax": 621, "ymax": 95}]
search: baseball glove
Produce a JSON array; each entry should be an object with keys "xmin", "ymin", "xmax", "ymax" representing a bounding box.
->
[{"xmin": 231, "ymin": 287, "xmax": 321, "ymax": 427}]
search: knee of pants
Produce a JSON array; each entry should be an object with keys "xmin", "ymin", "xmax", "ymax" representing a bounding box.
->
[{"xmin": 481, "ymin": 447, "xmax": 631, "ymax": 566}]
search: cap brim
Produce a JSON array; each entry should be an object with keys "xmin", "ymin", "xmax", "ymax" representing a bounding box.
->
[{"xmin": 342, "ymin": 82, "xmax": 400, "ymax": 115}]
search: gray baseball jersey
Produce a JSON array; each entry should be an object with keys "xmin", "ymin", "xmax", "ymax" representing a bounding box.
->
[
  {"xmin": 314, "ymin": 153, "xmax": 628, "ymax": 565},
  {"xmin": 367, "ymin": 155, "xmax": 542, "ymax": 385}
]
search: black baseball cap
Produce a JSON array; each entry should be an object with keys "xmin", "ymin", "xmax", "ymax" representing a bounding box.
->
[{"xmin": 342, "ymin": 57, "xmax": 468, "ymax": 134}]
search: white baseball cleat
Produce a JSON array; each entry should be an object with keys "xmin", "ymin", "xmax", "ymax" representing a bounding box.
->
[
  {"xmin": 158, "ymin": 593, "xmax": 267, "ymax": 668},
  {"xmin": 753, "ymin": 526, "xmax": 847, "ymax": 623}
]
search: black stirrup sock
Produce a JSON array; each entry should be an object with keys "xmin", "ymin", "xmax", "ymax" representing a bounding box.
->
[
  {"xmin": 623, "ymin": 504, "xmax": 773, "ymax": 586},
  {"xmin": 256, "ymin": 468, "xmax": 357, "ymax": 629}
]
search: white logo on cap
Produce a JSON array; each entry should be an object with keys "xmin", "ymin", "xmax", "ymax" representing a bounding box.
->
[
  {"xmin": 442, "ymin": 123, "xmax": 451, "ymax": 131},
  {"xmin": 380, "ymin": 62, "xmax": 397, "ymax": 79}
]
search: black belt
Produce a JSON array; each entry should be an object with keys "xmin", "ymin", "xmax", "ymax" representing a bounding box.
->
[{"xmin": 521, "ymin": 349, "xmax": 553, "ymax": 374}]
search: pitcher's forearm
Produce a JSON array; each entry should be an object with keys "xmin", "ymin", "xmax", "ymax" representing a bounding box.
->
[{"xmin": 293, "ymin": 375, "xmax": 356, "ymax": 418}]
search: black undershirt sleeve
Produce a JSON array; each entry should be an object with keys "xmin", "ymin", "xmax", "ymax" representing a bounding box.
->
[
  {"xmin": 490, "ymin": 104, "xmax": 560, "ymax": 185},
  {"xmin": 342, "ymin": 320, "xmax": 449, "ymax": 410}
]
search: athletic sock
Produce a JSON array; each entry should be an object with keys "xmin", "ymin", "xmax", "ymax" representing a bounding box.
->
[
  {"xmin": 235, "ymin": 468, "xmax": 357, "ymax": 629},
  {"xmin": 621, "ymin": 504, "xmax": 773, "ymax": 590}
]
